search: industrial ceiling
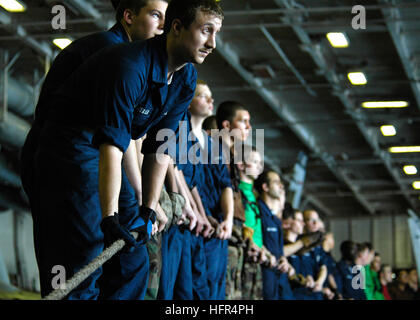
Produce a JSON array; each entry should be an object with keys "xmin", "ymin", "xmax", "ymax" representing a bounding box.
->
[{"xmin": 1, "ymin": 0, "xmax": 420, "ymax": 219}]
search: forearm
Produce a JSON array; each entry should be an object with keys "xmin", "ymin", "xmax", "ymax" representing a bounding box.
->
[
  {"xmin": 99, "ymin": 144, "xmax": 124, "ymax": 218},
  {"xmin": 316, "ymin": 265, "xmax": 328, "ymax": 285},
  {"xmin": 135, "ymin": 137, "xmax": 145, "ymax": 172},
  {"xmin": 141, "ymin": 153, "xmax": 171, "ymax": 210},
  {"xmin": 165, "ymin": 161, "xmax": 179, "ymax": 193},
  {"xmin": 174, "ymin": 168, "xmax": 194, "ymax": 212},
  {"xmin": 122, "ymin": 139, "xmax": 142, "ymax": 199},
  {"xmin": 283, "ymin": 240, "xmax": 304, "ymax": 257},
  {"xmin": 191, "ymin": 186, "xmax": 208, "ymax": 219},
  {"xmin": 220, "ymin": 187, "xmax": 234, "ymax": 221}
]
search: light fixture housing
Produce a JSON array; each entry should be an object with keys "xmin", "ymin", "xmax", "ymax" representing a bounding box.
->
[
  {"xmin": 0, "ymin": 0, "xmax": 26, "ymax": 12},
  {"xmin": 348, "ymin": 72, "xmax": 367, "ymax": 85},
  {"xmin": 326, "ymin": 32, "xmax": 349, "ymax": 48},
  {"xmin": 403, "ymin": 165, "xmax": 417, "ymax": 175},
  {"xmin": 380, "ymin": 125, "xmax": 396, "ymax": 137},
  {"xmin": 53, "ymin": 38, "xmax": 73, "ymax": 50},
  {"xmin": 362, "ymin": 101, "xmax": 409, "ymax": 108},
  {"xmin": 389, "ymin": 146, "xmax": 420, "ymax": 153}
]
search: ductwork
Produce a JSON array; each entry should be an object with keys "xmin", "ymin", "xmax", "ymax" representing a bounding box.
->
[
  {"xmin": 0, "ymin": 153, "xmax": 21, "ymax": 188},
  {"xmin": 0, "ymin": 70, "xmax": 35, "ymax": 118},
  {"xmin": 0, "ymin": 111, "xmax": 30, "ymax": 149}
]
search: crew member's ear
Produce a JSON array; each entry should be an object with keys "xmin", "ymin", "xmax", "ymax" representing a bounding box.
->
[
  {"xmin": 171, "ymin": 19, "xmax": 183, "ymax": 36},
  {"xmin": 221, "ymin": 120, "xmax": 231, "ymax": 130},
  {"xmin": 262, "ymin": 182, "xmax": 269, "ymax": 193},
  {"xmin": 123, "ymin": 9, "xmax": 136, "ymax": 26}
]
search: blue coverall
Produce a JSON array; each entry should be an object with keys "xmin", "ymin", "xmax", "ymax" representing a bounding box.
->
[
  {"xmin": 258, "ymin": 199, "xmax": 294, "ymax": 300},
  {"xmin": 31, "ymin": 34, "xmax": 196, "ymax": 299},
  {"xmin": 195, "ymin": 135, "xmax": 232, "ymax": 300}
]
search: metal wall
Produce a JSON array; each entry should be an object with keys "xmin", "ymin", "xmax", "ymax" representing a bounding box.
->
[
  {"xmin": 0, "ymin": 209, "xmax": 40, "ymax": 292},
  {"xmin": 327, "ymin": 214, "xmax": 415, "ymax": 269}
]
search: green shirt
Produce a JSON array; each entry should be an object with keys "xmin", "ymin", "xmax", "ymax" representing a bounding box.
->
[
  {"xmin": 239, "ymin": 181, "xmax": 263, "ymax": 248},
  {"xmin": 364, "ymin": 265, "xmax": 385, "ymax": 300}
]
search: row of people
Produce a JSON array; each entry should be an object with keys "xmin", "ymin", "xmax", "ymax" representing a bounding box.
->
[{"xmin": 20, "ymin": 0, "xmax": 418, "ymax": 300}]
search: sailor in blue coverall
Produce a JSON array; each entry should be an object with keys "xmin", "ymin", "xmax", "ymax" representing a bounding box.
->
[
  {"xmin": 158, "ymin": 114, "xmax": 195, "ymax": 300},
  {"xmin": 179, "ymin": 111, "xmax": 210, "ymax": 300},
  {"xmin": 258, "ymin": 199, "xmax": 294, "ymax": 300},
  {"xmin": 26, "ymin": 0, "xmax": 223, "ymax": 299},
  {"xmin": 20, "ymin": 1, "xmax": 168, "ymax": 299},
  {"xmin": 195, "ymin": 135, "xmax": 232, "ymax": 300}
]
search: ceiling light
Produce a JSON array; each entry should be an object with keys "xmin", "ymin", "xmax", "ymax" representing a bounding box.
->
[
  {"xmin": 403, "ymin": 165, "xmax": 417, "ymax": 175},
  {"xmin": 380, "ymin": 125, "xmax": 396, "ymax": 137},
  {"xmin": 389, "ymin": 146, "xmax": 420, "ymax": 153},
  {"xmin": 326, "ymin": 32, "xmax": 349, "ymax": 48},
  {"xmin": 412, "ymin": 181, "xmax": 420, "ymax": 190},
  {"xmin": 362, "ymin": 101, "xmax": 409, "ymax": 108},
  {"xmin": 348, "ymin": 72, "xmax": 367, "ymax": 85},
  {"xmin": 53, "ymin": 38, "xmax": 72, "ymax": 50},
  {"xmin": 0, "ymin": 0, "xmax": 26, "ymax": 12}
]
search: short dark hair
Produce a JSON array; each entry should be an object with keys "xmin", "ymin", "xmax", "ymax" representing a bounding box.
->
[
  {"xmin": 340, "ymin": 240, "xmax": 358, "ymax": 261},
  {"xmin": 216, "ymin": 101, "xmax": 247, "ymax": 130},
  {"xmin": 111, "ymin": 0, "xmax": 120, "ymax": 10},
  {"xmin": 202, "ymin": 115, "xmax": 217, "ymax": 131},
  {"xmin": 282, "ymin": 202, "xmax": 294, "ymax": 220},
  {"xmin": 164, "ymin": 0, "xmax": 224, "ymax": 34},
  {"xmin": 254, "ymin": 170, "xmax": 279, "ymax": 194},
  {"xmin": 115, "ymin": 0, "xmax": 168, "ymax": 21}
]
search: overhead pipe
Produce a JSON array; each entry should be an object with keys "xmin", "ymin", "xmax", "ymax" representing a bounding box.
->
[
  {"xmin": 0, "ymin": 70, "xmax": 35, "ymax": 118},
  {"xmin": 0, "ymin": 153, "xmax": 21, "ymax": 188},
  {"xmin": 0, "ymin": 111, "xmax": 30, "ymax": 149}
]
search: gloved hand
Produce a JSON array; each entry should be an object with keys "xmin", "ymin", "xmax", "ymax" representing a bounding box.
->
[
  {"xmin": 100, "ymin": 214, "xmax": 138, "ymax": 248},
  {"xmin": 129, "ymin": 205, "xmax": 156, "ymax": 245}
]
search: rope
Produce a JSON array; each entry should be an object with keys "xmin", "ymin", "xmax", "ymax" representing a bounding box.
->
[{"xmin": 42, "ymin": 232, "xmax": 138, "ymax": 301}]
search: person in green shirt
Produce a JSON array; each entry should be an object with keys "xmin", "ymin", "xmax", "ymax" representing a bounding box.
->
[
  {"xmin": 236, "ymin": 144, "xmax": 265, "ymax": 299},
  {"xmin": 364, "ymin": 248, "xmax": 385, "ymax": 300}
]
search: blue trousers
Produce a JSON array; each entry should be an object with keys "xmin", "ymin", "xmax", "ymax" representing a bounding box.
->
[
  {"xmin": 262, "ymin": 267, "xmax": 294, "ymax": 300},
  {"xmin": 204, "ymin": 237, "xmax": 228, "ymax": 300},
  {"xmin": 190, "ymin": 234, "xmax": 209, "ymax": 300},
  {"xmin": 158, "ymin": 225, "xmax": 193, "ymax": 299},
  {"xmin": 31, "ymin": 123, "xmax": 148, "ymax": 299}
]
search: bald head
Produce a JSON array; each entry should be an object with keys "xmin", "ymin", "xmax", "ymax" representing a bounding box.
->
[{"xmin": 304, "ymin": 209, "xmax": 320, "ymax": 233}]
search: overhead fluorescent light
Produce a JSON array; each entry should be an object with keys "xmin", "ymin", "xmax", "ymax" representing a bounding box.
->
[
  {"xmin": 389, "ymin": 146, "xmax": 420, "ymax": 153},
  {"xmin": 362, "ymin": 101, "xmax": 409, "ymax": 108},
  {"xmin": 53, "ymin": 38, "xmax": 72, "ymax": 50},
  {"xmin": 0, "ymin": 0, "xmax": 26, "ymax": 12},
  {"xmin": 348, "ymin": 72, "xmax": 367, "ymax": 85},
  {"xmin": 412, "ymin": 181, "xmax": 420, "ymax": 190},
  {"xmin": 403, "ymin": 165, "xmax": 417, "ymax": 175},
  {"xmin": 326, "ymin": 32, "xmax": 349, "ymax": 48},
  {"xmin": 380, "ymin": 125, "xmax": 396, "ymax": 137}
]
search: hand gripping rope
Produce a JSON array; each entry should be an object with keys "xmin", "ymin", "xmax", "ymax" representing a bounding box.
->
[{"xmin": 42, "ymin": 231, "xmax": 139, "ymax": 300}]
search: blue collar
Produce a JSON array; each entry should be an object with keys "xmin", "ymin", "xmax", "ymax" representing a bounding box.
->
[
  {"xmin": 149, "ymin": 35, "xmax": 169, "ymax": 85},
  {"xmin": 109, "ymin": 22, "xmax": 130, "ymax": 43}
]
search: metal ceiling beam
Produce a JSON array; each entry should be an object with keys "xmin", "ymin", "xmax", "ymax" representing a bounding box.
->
[
  {"xmin": 274, "ymin": 0, "xmax": 417, "ymax": 214},
  {"xmin": 309, "ymin": 190, "xmax": 420, "ymax": 198},
  {"xmin": 309, "ymin": 157, "xmax": 420, "ymax": 166},
  {"xmin": 259, "ymin": 25, "xmax": 316, "ymax": 97},
  {"xmin": 215, "ymin": 35, "xmax": 376, "ymax": 215},
  {"xmin": 380, "ymin": 0, "xmax": 420, "ymax": 112},
  {"xmin": 0, "ymin": 11, "xmax": 53, "ymax": 59},
  {"xmin": 223, "ymin": 2, "xmax": 420, "ymax": 16},
  {"xmin": 61, "ymin": 0, "xmax": 114, "ymax": 30}
]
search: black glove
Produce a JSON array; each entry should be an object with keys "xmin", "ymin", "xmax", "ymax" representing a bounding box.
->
[
  {"xmin": 100, "ymin": 214, "xmax": 137, "ymax": 248},
  {"xmin": 128, "ymin": 206, "xmax": 156, "ymax": 244}
]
